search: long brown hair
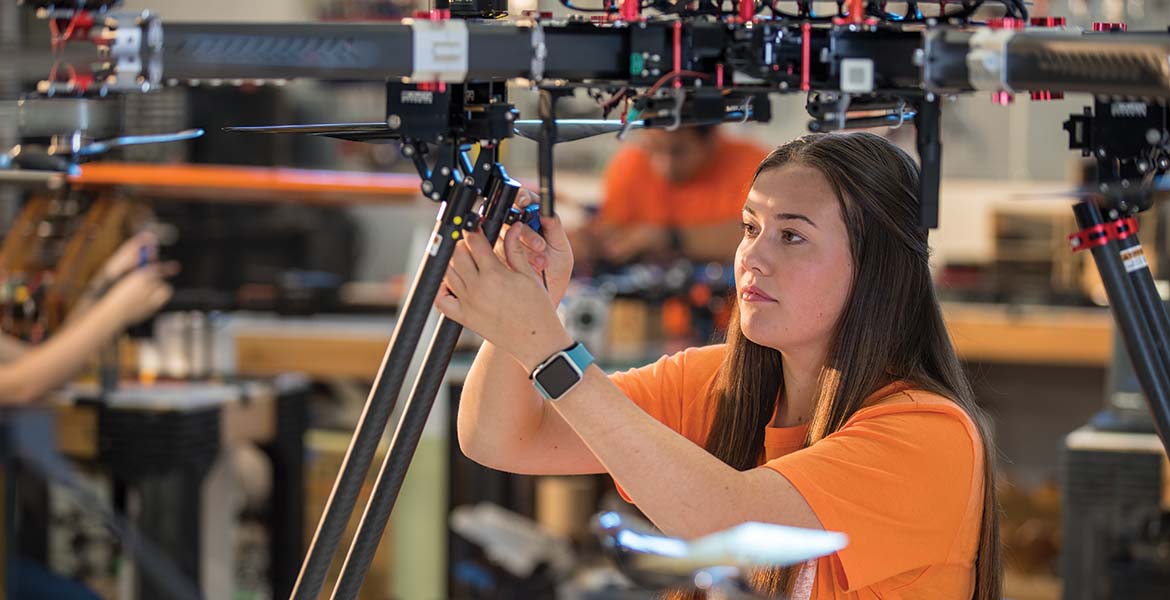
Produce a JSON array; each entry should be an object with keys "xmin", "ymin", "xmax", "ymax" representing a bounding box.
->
[{"xmin": 697, "ymin": 132, "xmax": 1001, "ymax": 599}]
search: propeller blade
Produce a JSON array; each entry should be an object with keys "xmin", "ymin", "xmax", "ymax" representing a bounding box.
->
[{"xmin": 77, "ymin": 129, "xmax": 205, "ymax": 157}]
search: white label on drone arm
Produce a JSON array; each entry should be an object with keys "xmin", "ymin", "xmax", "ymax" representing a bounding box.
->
[
  {"xmin": 412, "ymin": 20, "xmax": 470, "ymax": 83},
  {"xmin": 840, "ymin": 58, "xmax": 874, "ymax": 93},
  {"xmin": 1122, "ymin": 245, "xmax": 1149, "ymax": 273}
]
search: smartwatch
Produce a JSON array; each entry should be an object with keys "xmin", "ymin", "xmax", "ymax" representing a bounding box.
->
[{"xmin": 531, "ymin": 342, "xmax": 595, "ymax": 401}]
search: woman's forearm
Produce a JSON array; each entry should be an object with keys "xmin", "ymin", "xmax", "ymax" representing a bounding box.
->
[
  {"xmin": 550, "ymin": 365, "xmax": 822, "ymax": 539},
  {"xmin": 0, "ymin": 333, "xmax": 30, "ymax": 363},
  {"xmin": 457, "ymin": 340, "xmax": 548, "ymax": 463},
  {"xmin": 0, "ymin": 298, "xmax": 125, "ymax": 404}
]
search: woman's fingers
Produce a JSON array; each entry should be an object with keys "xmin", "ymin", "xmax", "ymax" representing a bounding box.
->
[
  {"xmin": 463, "ymin": 228, "xmax": 499, "ymax": 272},
  {"xmin": 443, "ymin": 265, "xmax": 468, "ymax": 299},
  {"xmin": 539, "ymin": 214, "xmax": 571, "ymax": 254},
  {"xmin": 433, "ymin": 290, "xmax": 463, "ymax": 323},
  {"xmin": 503, "ymin": 224, "xmax": 543, "ymax": 284},
  {"xmin": 516, "ymin": 189, "xmax": 538, "ymax": 208},
  {"xmin": 451, "ymin": 238, "xmax": 479, "ymax": 278}
]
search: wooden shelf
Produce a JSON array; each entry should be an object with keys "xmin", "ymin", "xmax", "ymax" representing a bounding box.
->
[
  {"xmin": 944, "ymin": 303, "xmax": 1112, "ymax": 367},
  {"xmin": 228, "ymin": 303, "xmax": 1115, "ymax": 379}
]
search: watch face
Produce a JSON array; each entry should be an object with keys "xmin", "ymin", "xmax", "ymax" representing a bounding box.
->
[{"xmin": 536, "ymin": 355, "xmax": 580, "ymax": 399}]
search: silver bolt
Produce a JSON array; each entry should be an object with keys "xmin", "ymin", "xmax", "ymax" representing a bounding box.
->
[
  {"xmin": 387, "ymin": 115, "xmax": 402, "ymax": 129},
  {"xmin": 641, "ymin": 70, "xmax": 649, "ymax": 77},
  {"xmin": 1137, "ymin": 160, "xmax": 1150, "ymax": 173},
  {"xmin": 403, "ymin": 145, "xmax": 415, "ymax": 156},
  {"xmin": 1147, "ymin": 128, "xmax": 1161, "ymax": 145},
  {"xmin": 440, "ymin": 166, "xmax": 451, "ymax": 176},
  {"xmin": 431, "ymin": 192, "xmax": 441, "ymax": 200},
  {"xmin": 1097, "ymin": 148, "xmax": 1108, "ymax": 157},
  {"xmin": 422, "ymin": 180, "xmax": 434, "ymax": 193}
]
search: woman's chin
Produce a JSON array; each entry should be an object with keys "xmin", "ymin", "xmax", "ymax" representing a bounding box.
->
[{"xmin": 739, "ymin": 316, "xmax": 779, "ymax": 349}]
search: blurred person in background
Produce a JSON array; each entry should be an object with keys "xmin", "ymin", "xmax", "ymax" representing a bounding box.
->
[{"xmin": 573, "ymin": 125, "xmax": 769, "ymax": 267}]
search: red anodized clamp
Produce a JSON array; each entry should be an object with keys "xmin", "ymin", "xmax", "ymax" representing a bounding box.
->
[
  {"xmin": 738, "ymin": 0, "xmax": 755, "ymax": 22},
  {"xmin": 620, "ymin": 0, "xmax": 641, "ymax": 22},
  {"xmin": 1092, "ymin": 22, "xmax": 1128, "ymax": 31},
  {"xmin": 1069, "ymin": 217, "xmax": 1139, "ymax": 252}
]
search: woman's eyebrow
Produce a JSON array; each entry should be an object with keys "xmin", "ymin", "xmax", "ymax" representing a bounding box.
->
[
  {"xmin": 777, "ymin": 213, "xmax": 818, "ymax": 228},
  {"xmin": 743, "ymin": 205, "xmax": 818, "ymax": 228}
]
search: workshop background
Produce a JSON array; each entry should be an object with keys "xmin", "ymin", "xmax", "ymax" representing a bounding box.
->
[{"xmin": 2, "ymin": 0, "xmax": 1169, "ymax": 598}]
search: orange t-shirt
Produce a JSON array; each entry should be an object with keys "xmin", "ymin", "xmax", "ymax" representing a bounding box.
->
[
  {"xmin": 609, "ymin": 344, "xmax": 985, "ymax": 600},
  {"xmin": 599, "ymin": 135, "xmax": 771, "ymax": 227}
]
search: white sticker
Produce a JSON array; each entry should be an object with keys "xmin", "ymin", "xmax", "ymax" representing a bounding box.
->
[
  {"xmin": 427, "ymin": 232, "xmax": 443, "ymax": 257},
  {"xmin": 412, "ymin": 20, "xmax": 469, "ymax": 83},
  {"xmin": 840, "ymin": 58, "xmax": 874, "ymax": 93},
  {"xmin": 1121, "ymin": 245, "xmax": 1149, "ymax": 273}
]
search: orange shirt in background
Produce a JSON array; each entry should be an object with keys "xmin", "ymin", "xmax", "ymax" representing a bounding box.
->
[
  {"xmin": 609, "ymin": 344, "xmax": 985, "ymax": 600},
  {"xmin": 599, "ymin": 135, "xmax": 771, "ymax": 227}
]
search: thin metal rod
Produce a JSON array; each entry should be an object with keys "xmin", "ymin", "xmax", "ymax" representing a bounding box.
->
[{"xmin": 538, "ymin": 89, "xmax": 559, "ymax": 217}]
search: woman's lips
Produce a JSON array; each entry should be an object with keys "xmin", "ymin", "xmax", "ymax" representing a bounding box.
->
[{"xmin": 740, "ymin": 285, "xmax": 777, "ymax": 303}]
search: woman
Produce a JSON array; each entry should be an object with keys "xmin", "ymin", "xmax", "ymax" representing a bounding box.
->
[{"xmin": 436, "ymin": 132, "xmax": 1000, "ymax": 599}]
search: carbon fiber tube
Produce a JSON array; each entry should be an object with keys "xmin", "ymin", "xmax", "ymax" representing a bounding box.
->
[
  {"xmin": 925, "ymin": 29, "xmax": 1170, "ymax": 98},
  {"xmin": 291, "ymin": 178, "xmax": 479, "ymax": 600},
  {"xmin": 1005, "ymin": 32, "xmax": 1170, "ymax": 98},
  {"xmin": 1074, "ymin": 200, "xmax": 1170, "ymax": 456},
  {"xmin": 161, "ymin": 23, "xmax": 416, "ymax": 81},
  {"xmin": 331, "ymin": 176, "xmax": 520, "ymax": 600},
  {"xmin": 1113, "ymin": 221, "xmax": 1170, "ymax": 397},
  {"xmin": 160, "ymin": 22, "xmax": 626, "ymax": 82}
]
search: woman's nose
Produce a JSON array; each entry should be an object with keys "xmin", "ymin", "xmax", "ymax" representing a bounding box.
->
[{"xmin": 738, "ymin": 238, "xmax": 772, "ymax": 277}]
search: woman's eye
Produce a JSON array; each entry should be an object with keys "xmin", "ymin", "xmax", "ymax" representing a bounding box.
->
[
  {"xmin": 782, "ymin": 230, "xmax": 807, "ymax": 244},
  {"xmin": 739, "ymin": 222, "xmax": 759, "ymax": 237}
]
